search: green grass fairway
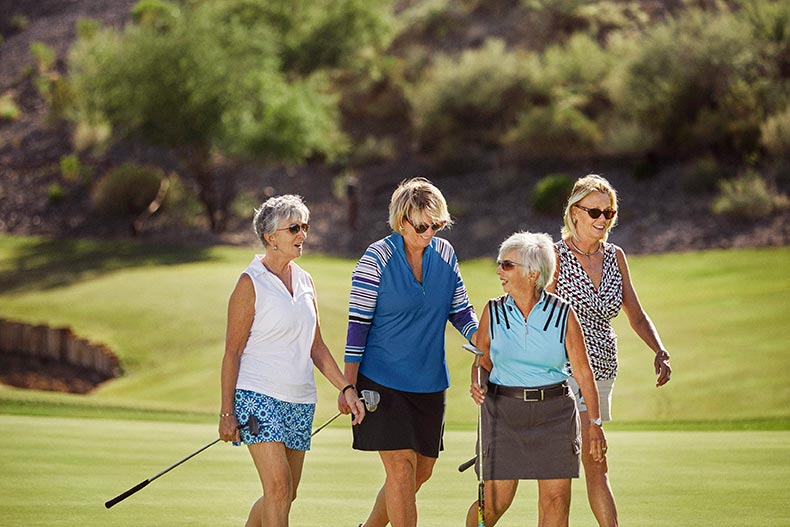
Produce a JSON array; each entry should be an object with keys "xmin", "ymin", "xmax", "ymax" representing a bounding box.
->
[
  {"xmin": 2, "ymin": 236, "xmax": 788, "ymax": 428},
  {"xmin": 1, "ymin": 415, "xmax": 788, "ymax": 527}
]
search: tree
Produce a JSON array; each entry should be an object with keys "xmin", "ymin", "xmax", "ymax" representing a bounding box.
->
[{"xmin": 69, "ymin": 0, "xmax": 393, "ymax": 231}]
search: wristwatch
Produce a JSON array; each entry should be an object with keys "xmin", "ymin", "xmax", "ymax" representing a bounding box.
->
[{"xmin": 589, "ymin": 417, "xmax": 603, "ymax": 426}]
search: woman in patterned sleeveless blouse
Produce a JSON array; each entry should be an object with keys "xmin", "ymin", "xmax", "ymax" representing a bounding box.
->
[{"xmin": 546, "ymin": 175, "xmax": 672, "ymax": 527}]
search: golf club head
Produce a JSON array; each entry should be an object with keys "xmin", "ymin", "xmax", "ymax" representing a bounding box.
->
[
  {"xmin": 462, "ymin": 343, "xmax": 484, "ymax": 356},
  {"xmin": 360, "ymin": 390, "xmax": 380, "ymax": 412},
  {"xmin": 242, "ymin": 415, "xmax": 260, "ymax": 436}
]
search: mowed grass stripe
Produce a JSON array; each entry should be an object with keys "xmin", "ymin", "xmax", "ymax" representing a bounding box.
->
[{"xmin": 0, "ymin": 415, "xmax": 788, "ymax": 526}]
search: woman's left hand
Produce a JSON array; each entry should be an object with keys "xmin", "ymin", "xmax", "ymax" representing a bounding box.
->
[
  {"xmin": 654, "ymin": 350, "xmax": 672, "ymax": 387},
  {"xmin": 588, "ymin": 423, "xmax": 607, "ymax": 462},
  {"xmin": 344, "ymin": 388, "xmax": 366, "ymax": 425}
]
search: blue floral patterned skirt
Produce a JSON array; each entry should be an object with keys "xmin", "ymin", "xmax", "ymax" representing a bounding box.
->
[{"xmin": 234, "ymin": 389, "xmax": 315, "ymax": 451}]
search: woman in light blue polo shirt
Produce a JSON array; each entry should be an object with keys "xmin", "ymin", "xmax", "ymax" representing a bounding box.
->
[
  {"xmin": 338, "ymin": 178, "xmax": 478, "ymax": 527},
  {"xmin": 465, "ymin": 232, "xmax": 606, "ymax": 527}
]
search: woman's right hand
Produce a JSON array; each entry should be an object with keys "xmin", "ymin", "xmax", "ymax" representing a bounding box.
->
[
  {"xmin": 470, "ymin": 382, "xmax": 487, "ymax": 406},
  {"xmin": 219, "ymin": 414, "xmax": 240, "ymax": 443},
  {"xmin": 337, "ymin": 391, "xmax": 351, "ymax": 415}
]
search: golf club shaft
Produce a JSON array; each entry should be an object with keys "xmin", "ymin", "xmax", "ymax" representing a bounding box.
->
[
  {"xmin": 311, "ymin": 411, "xmax": 342, "ymax": 437},
  {"xmin": 105, "ymin": 437, "xmax": 221, "ymax": 508}
]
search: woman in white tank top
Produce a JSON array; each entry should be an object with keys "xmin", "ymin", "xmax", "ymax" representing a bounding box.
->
[{"xmin": 218, "ymin": 195, "xmax": 365, "ymax": 526}]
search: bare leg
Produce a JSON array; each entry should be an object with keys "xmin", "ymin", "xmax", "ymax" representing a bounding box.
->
[
  {"xmin": 361, "ymin": 450, "xmax": 436, "ymax": 527},
  {"xmin": 537, "ymin": 479, "xmax": 571, "ymax": 527},
  {"xmin": 464, "ymin": 480, "xmax": 518, "ymax": 527},
  {"xmin": 579, "ymin": 411, "xmax": 618, "ymax": 527},
  {"xmin": 245, "ymin": 442, "xmax": 306, "ymax": 527}
]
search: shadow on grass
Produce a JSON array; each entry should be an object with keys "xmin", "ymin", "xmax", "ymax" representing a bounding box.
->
[{"xmin": 0, "ymin": 237, "xmax": 217, "ymax": 293}]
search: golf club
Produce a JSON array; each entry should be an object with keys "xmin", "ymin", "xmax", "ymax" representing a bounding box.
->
[
  {"xmin": 105, "ymin": 416, "xmax": 260, "ymax": 509},
  {"xmin": 311, "ymin": 391, "xmax": 380, "ymax": 437},
  {"xmin": 463, "ymin": 342, "xmax": 486, "ymax": 527}
]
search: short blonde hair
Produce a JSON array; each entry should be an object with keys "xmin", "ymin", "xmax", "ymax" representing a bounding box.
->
[
  {"xmin": 388, "ymin": 177, "xmax": 453, "ymax": 232},
  {"xmin": 561, "ymin": 174, "xmax": 618, "ymax": 242},
  {"xmin": 498, "ymin": 232, "xmax": 556, "ymax": 291}
]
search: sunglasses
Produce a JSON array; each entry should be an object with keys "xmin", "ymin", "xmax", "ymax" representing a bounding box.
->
[
  {"xmin": 497, "ymin": 260, "xmax": 526, "ymax": 271},
  {"xmin": 277, "ymin": 223, "xmax": 310, "ymax": 234},
  {"xmin": 406, "ymin": 218, "xmax": 446, "ymax": 234},
  {"xmin": 574, "ymin": 204, "xmax": 617, "ymax": 220}
]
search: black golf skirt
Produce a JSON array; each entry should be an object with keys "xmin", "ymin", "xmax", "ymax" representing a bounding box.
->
[
  {"xmin": 477, "ymin": 389, "xmax": 581, "ymax": 480},
  {"xmin": 352, "ymin": 373, "xmax": 445, "ymax": 458}
]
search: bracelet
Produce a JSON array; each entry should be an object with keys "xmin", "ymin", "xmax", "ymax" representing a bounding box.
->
[
  {"xmin": 341, "ymin": 384, "xmax": 356, "ymax": 395},
  {"xmin": 219, "ymin": 412, "xmax": 234, "ymax": 417}
]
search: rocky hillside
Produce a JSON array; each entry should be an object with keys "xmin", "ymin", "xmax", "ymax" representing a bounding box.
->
[{"xmin": 1, "ymin": 0, "xmax": 788, "ymax": 259}]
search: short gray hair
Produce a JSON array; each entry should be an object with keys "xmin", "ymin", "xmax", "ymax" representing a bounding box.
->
[
  {"xmin": 252, "ymin": 195, "xmax": 310, "ymax": 248},
  {"xmin": 498, "ymin": 231, "xmax": 556, "ymax": 291}
]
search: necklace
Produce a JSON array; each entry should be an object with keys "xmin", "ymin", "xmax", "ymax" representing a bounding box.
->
[
  {"xmin": 261, "ymin": 257, "xmax": 292, "ymax": 291},
  {"xmin": 570, "ymin": 238, "xmax": 602, "ymax": 256}
]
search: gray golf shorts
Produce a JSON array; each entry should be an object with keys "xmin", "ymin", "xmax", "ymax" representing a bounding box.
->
[{"xmin": 567, "ymin": 377, "xmax": 615, "ymax": 422}]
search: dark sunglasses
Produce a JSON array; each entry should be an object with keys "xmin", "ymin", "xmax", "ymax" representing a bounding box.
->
[
  {"xmin": 277, "ymin": 223, "xmax": 310, "ymax": 234},
  {"xmin": 497, "ymin": 259, "xmax": 526, "ymax": 271},
  {"xmin": 574, "ymin": 204, "xmax": 617, "ymax": 220},
  {"xmin": 406, "ymin": 218, "xmax": 446, "ymax": 234}
]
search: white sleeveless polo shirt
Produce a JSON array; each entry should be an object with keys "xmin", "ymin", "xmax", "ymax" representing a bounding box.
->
[{"xmin": 235, "ymin": 256, "xmax": 318, "ymax": 404}]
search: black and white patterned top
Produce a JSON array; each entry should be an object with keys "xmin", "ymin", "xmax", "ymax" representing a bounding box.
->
[{"xmin": 554, "ymin": 239, "xmax": 623, "ymax": 380}]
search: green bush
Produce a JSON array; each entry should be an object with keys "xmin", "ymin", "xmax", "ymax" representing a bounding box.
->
[
  {"xmin": 76, "ymin": 18, "xmax": 101, "ymax": 41},
  {"xmin": 410, "ymin": 39, "xmax": 536, "ymax": 163},
  {"xmin": 609, "ymin": 9, "xmax": 766, "ymax": 159},
  {"xmin": 0, "ymin": 92, "xmax": 20, "ymax": 121},
  {"xmin": 59, "ymin": 154, "xmax": 81, "ymax": 183},
  {"xmin": 47, "ymin": 182, "xmax": 66, "ymax": 204},
  {"xmin": 130, "ymin": 0, "xmax": 181, "ymax": 30},
  {"xmin": 532, "ymin": 173, "xmax": 574, "ymax": 215},
  {"xmin": 711, "ymin": 169, "xmax": 789, "ymax": 219},
  {"xmin": 91, "ymin": 163, "xmax": 164, "ymax": 216},
  {"xmin": 682, "ymin": 155, "xmax": 724, "ymax": 193},
  {"xmin": 761, "ymin": 106, "xmax": 790, "ymax": 158},
  {"xmin": 30, "ymin": 41, "xmax": 56, "ymax": 72}
]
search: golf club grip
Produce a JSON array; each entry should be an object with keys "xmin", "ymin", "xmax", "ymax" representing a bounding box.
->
[
  {"xmin": 458, "ymin": 456, "xmax": 476, "ymax": 472},
  {"xmin": 478, "ymin": 481, "xmax": 486, "ymax": 526},
  {"xmin": 105, "ymin": 479, "xmax": 150, "ymax": 508}
]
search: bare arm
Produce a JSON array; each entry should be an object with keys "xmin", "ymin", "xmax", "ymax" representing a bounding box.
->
[
  {"xmin": 565, "ymin": 308, "xmax": 606, "ymax": 462},
  {"xmin": 470, "ymin": 305, "xmax": 492, "ymax": 405},
  {"xmin": 219, "ymin": 274, "xmax": 255, "ymax": 442},
  {"xmin": 309, "ymin": 286, "xmax": 364, "ymax": 425},
  {"xmin": 615, "ymin": 246, "xmax": 672, "ymax": 387}
]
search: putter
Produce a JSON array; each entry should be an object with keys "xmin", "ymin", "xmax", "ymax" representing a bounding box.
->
[
  {"xmin": 463, "ymin": 343, "xmax": 486, "ymax": 527},
  {"xmin": 105, "ymin": 416, "xmax": 260, "ymax": 509}
]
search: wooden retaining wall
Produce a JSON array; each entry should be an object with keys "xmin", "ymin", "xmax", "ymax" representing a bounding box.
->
[{"xmin": 0, "ymin": 319, "xmax": 123, "ymax": 379}]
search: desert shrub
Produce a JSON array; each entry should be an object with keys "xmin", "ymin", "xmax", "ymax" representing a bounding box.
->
[
  {"xmin": 505, "ymin": 33, "xmax": 609, "ymax": 158},
  {"xmin": 505, "ymin": 101, "xmax": 601, "ymax": 158},
  {"xmin": 76, "ymin": 18, "xmax": 101, "ymax": 40},
  {"xmin": 711, "ymin": 169, "xmax": 789, "ymax": 219},
  {"xmin": 682, "ymin": 155, "xmax": 725, "ymax": 193},
  {"xmin": 0, "ymin": 92, "xmax": 20, "ymax": 122},
  {"xmin": 30, "ymin": 41, "xmax": 56, "ymax": 72},
  {"xmin": 740, "ymin": 0, "xmax": 790, "ymax": 81},
  {"xmin": 60, "ymin": 154, "xmax": 81, "ymax": 183},
  {"xmin": 532, "ymin": 173, "xmax": 574, "ymax": 215},
  {"xmin": 410, "ymin": 39, "xmax": 537, "ymax": 164},
  {"xmin": 48, "ymin": 183, "xmax": 66, "ymax": 204},
  {"xmin": 761, "ymin": 106, "xmax": 790, "ymax": 158},
  {"xmin": 130, "ymin": 0, "xmax": 181, "ymax": 30},
  {"xmin": 609, "ymin": 9, "xmax": 766, "ymax": 159},
  {"xmin": 91, "ymin": 163, "xmax": 164, "ymax": 216}
]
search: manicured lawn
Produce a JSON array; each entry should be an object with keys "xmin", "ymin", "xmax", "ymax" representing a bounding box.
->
[
  {"xmin": 0, "ymin": 415, "xmax": 788, "ymax": 526},
  {"xmin": 1, "ymin": 236, "xmax": 789, "ymax": 429}
]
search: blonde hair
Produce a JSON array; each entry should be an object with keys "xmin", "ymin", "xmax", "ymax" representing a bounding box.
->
[
  {"xmin": 498, "ymin": 232, "xmax": 556, "ymax": 291},
  {"xmin": 388, "ymin": 177, "xmax": 453, "ymax": 232},
  {"xmin": 561, "ymin": 174, "xmax": 618, "ymax": 242}
]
